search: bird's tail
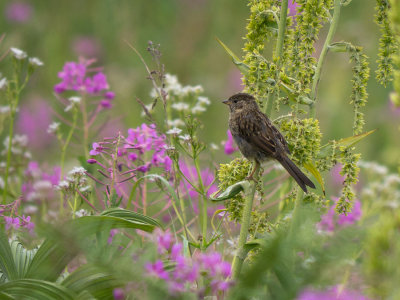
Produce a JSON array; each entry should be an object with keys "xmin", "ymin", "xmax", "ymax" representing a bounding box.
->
[{"xmin": 278, "ymin": 155, "xmax": 315, "ymax": 193}]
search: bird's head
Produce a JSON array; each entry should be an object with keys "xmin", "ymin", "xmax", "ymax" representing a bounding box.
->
[{"xmin": 222, "ymin": 92, "xmax": 258, "ymax": 113}]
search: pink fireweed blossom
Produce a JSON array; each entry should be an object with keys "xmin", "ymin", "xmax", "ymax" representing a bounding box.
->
[
  {"xmin": 54, "ymin": 59, "xmax": 114, "ymax": 109},
  {"xmin": 145, "ymin": 240, "xmax": 233, "ymax": 296},
  {"xmin": 5, "ymin": 1, "xmax": 32, "ymax": 23},
  {"xmin": 224, "ymin": 130, "xmax": 238, "ymax": 155},
  {"xmin": 318, "ymin": 198, "xmax": 362, "ymax": 232}
]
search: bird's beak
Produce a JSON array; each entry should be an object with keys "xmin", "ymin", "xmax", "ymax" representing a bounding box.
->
[{"xmin": 222, "ymin": 100, "xmax": 229, "ymax": 105}]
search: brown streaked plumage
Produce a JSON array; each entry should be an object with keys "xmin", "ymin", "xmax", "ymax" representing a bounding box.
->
[{"xmin": 223, "ymin": 92, "xmax": 315, "ymax": 193}]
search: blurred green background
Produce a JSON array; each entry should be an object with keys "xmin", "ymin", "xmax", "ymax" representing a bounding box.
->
[{"xmin": 1, "ymin": 0, "xmax": 398, "ymax": 171}]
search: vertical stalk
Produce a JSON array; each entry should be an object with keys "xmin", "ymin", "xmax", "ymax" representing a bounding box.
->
[
  {"xmin": 265, "ymin": 0, "xmax": 288, "ymax": 115},
  {"xmin": 81, "ymin": 97, "xmax": 90, "ymax": 158},
  {"xmin": 232, "ymin": 164, "xmax": 260, "ymax": 279},
  {"xmin": 59, "ymin": 109, "xmax": 79, "ymax": 213},
  {"xmin": 2, "ymin": 110, "xmax": 16, "ymax": 204},
  {"xmin": 194, "ymin": 157, "xmax": 207, "ymax": 250},
  {"xmin": 310, "ymin": 0, "xmax": 341, "ymax": 117}
]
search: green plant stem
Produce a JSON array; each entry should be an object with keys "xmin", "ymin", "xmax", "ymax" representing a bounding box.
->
[
  {"xmin": 2, "ymin": 110, "xmax": 16, "ymax": 204},
  {"xmin": 275, "ymin": 0, "xmax": 288, "ymax": 61},
  {"xmin": 310, "ymin": 0, "xmax": 341, "ymax": 117},
  {"xmin": 194, "ymin": 157, "xmax": 207, "ymax": 250},
  {"xmin": 59, "ymin": 109, "xmax": 79, "ymax": 213},
  {"xmin": 232, "ymin": 164, "xmax": 260, "ymax": 279},
  {"xmin": 81, "ymin": 97, "xmax": 89, "ymax": 158},
  {"xmin": 289, "ymin": 188, "xmax": 304, "ymax": 239}
]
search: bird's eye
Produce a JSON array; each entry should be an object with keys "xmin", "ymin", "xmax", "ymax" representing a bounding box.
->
[{"xmin": 233, "ymin": 100, "xmax": 238, "ymax": 104}]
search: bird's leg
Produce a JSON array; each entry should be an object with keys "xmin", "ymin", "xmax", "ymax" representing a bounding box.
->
[{"xmin": 246, "ymin": 161, "xmax": 260, "ymax": 181}]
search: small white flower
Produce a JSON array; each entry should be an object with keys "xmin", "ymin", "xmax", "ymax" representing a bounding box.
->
[
  {"xmin": 192, "ymin": 104, "xmax": 206, "ymax": 114},
  {"xmin": 197, "ymin": 96, "xmax": 210, "ymax": 105},
  {"xmin": 10, "ymin": 47, "xmax": 27, "ymax": 60},
  {"xmin": 29, "ymin": 57, "xmax": 44, "ymax": 67},
  {"xmin": 65, "ymin": 96, "xmax": 81, "ymax": 112},
  {"xmin": 75, "ymin": 209, "xmax": 90, "ymax": 218},
  {"xmin": 181, "ymin": 85, "xmax": 203, "ymax": 95},
  {"xmin": 210, "ymin": 143, "xmax": 219, "ymax": 150},
  {"xmin": 33, "ymin": 180, "xmax": 53, "ymax": 192},
  {"xmin": 68, "ymin": 166, "xmax": 86, "ymax": 177},
  {"xmin": 79, "ymin": 185, "xmax": 91, "ymax": 193},
  {"xmin": 167, "ymin": 119, "xmax": 185, "ymax": 127},
  {"xmin": 0, "ymin": 77, "xmax": 8, "ymax": 90},
  {"xmin": 56, "ymin": 180, "xmax": 69, "ymax": 190},
  {"xmin": 171, "ymin": 102, "xmax": 189, "ymax": 111},
  {"xmin": 166, "ymin": 127, "xmax": 182, "ymax": 135},
  {"xmin": 47, "ymin": 122, "xmax": 60, "ymax": 134},
  {"xmin": 179, "ymin": 134, "xmax": 191, "ymax": 141},
  {"xmin": 0, "ymin": 106, "xmax": 10, "ymax": 114}
]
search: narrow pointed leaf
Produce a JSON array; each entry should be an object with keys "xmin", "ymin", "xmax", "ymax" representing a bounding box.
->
[
  {"xmin": 318, "ymin": 129, "xmax": 376, "ymax": 157},
  {"xmin": 303, "ymin": 161, "xmax": 325, "ymax": 193},
  {"xmin": 0, "ymin": 231, "xmax": 17, "ymax": 281},
  {"xmin": 100, "ymin": 207, "xmax": 163, "ymax": 229},
  {"xmin": 216, "ymin": 37, "xmax": 250, "ymax": 74},
  {"xmin": 210, "ymin": 181, "xmax": 250, "ymax": 202}
]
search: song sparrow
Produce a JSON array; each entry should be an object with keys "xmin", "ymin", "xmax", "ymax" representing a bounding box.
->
[{"xmin": 223, "ymin": 92, "xmax": 315, "ymax": 193}]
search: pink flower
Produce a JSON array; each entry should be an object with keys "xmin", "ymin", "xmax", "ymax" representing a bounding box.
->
[
  {"xmin": 4, "ymin": 216, "xmax": 20, "ymax": 231},
  {"xmin": 5, "ymin": 1, "xmax": 32, "ymax": 23},
  {"xmin": 318, "ymin": 198, "xmax": 362, "ymax": 232},
  {"xmin": 89, "ymin": 143, "xmax": 103, "ymax": 156},
  {"xmin": 145, "ymin": 260, "xmax": 169, "ymax": 280},
  {"xmin": 112, "ymin": 288, "xmax": 125, "ymax": 300},
  {"xmin": 288, "ymin": 0, "xmax": 299, "ymax": 16},
  {"xmin": 72, "ymin": 36, "xmax": 102, "ymax": 58},
  {"xmin": 224, "ymin": 130, "xmax": 238, "ymax": 155}
]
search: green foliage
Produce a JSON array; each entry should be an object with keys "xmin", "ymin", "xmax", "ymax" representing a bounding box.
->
[
  {"xmin": 336, "ymin": 147, "xmax": 360, "ymax": 214},
  {"xmin": 217, "ymin": 158, "xmax": 252, "ymax": 222},
  {"xmin": 364, "ymin": 210, "xmax": 400, "ymax": 299},
  {"xmin": 279, "ymin": 118, "xmax": 322, "ymax": 165},
  {"xmin": 375, "ymin": 0, "xmax": 398, "ymax": 86},
  {"xmin": 290, "ymin": 0, "xmax": 332, "ymax": 91},
  {"xmin": 389, "ymin": 0, "xmax": 400, "ymax": 104},
  {"xmin": 348, "ymin": 44, "xmax": 370, "ymax": 135}
]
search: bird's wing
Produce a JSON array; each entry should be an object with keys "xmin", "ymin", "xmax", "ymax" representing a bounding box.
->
[
  {"xmin": 237, "ymin": 110, "xmax": 281, "ymax": 157},
  {"xmin": 270, "ymin": 123, "xmax": 290, "ymax": 154}
]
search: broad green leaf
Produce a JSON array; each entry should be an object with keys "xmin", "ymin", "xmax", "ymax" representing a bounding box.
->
[
  {"xmin": 0, "ymin": 231, "xmax": 17, "ymax": 281},
  {"xmin": 216, "ymin": 37, "xmax": 250, "ymax": 75},
  {"xmin": 27, "ymin": 214, "xmax": 157, "ymax": 281},
  {"xmin": 303, "ymin": 161, "xmax": 325, "ymax": 194},
  {"xmin": 101, "ymin": 207, "xmax": 163, "ymax": 229},
  {"xmin": 318, "ymin": 129, "xmax": 376, "ymax": 158},
  {"xmin": 62, "ymin": 264, "xmax": 119, "ymax": 300},
  {"xmin": 210, "ymin": 181, "xmax": 250, "ymax": 202},
  {"xmin": 0, "ymin": 279, "xmax": 77, "ymax": 300}
]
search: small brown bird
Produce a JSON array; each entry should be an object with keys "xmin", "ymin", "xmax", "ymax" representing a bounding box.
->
[{"xmin": 223, "ymin": 92, "xmax": 315, "ymax": 193}]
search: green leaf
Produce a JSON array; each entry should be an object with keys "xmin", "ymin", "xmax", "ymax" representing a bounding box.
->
[
  {"xmin": 0, "ymin": 279, "xmax": 77, "ymax": 300},
  {"xmin": 100, "ymin": 208, "xmax": 163, "ymax": 229},
  {"xmin": 0, "ymin": 231, "xmax": 17, "ymax": 281},
  {"xmin": 303, "ymin": 161, "xmax": 325, "ymax": 194},
  {"xmin": 328, "ymin": 41, "xmax": 350, "ymax": 52},
  {"xmin": 216, "ymin": 37, "xmax": 250, "ymax": 74},
  {"xmin": 26, "ymin": 213, "xmax": 158, "ymax": 281},
  {"xmin": 210, "ymin": 181, "xmax": 250, "ymax": 202},
  {"xmin": 62, "ymin": 264, "xmax": 119, "ymax": 300},
  {"xmin": 318, "ymin": 129, "xmax": 376, "ymax": 158}
]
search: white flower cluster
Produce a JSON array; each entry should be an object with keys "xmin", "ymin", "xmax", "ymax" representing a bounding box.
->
[
  {"xmin": 47, "ymin": 122, "xmax": 61, "ymax": 134},
  {"xmin": 56, "ymin": 166, "xmax": 91, "ymax": 195},
  {"xmin": 2, "ymin": 134, "xmax": 31, "ymax": 159},
  {"xmin": 10, "ymin": 47, "xmax": 43, "ymax": 67},
  {"xmin": 65, "ymin": 96, "xmax": 81, "ymax": 112},
  {"xmin": 149, "ymin": 73, "xmax": 211, "ymax": 116},
  {"xmin": 359, "ymin": 160, "xmax": 400, "ymax": 209},
  {"xmin": 0, "ymin": 73, "xmax": 8, "ymax": 90}
]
